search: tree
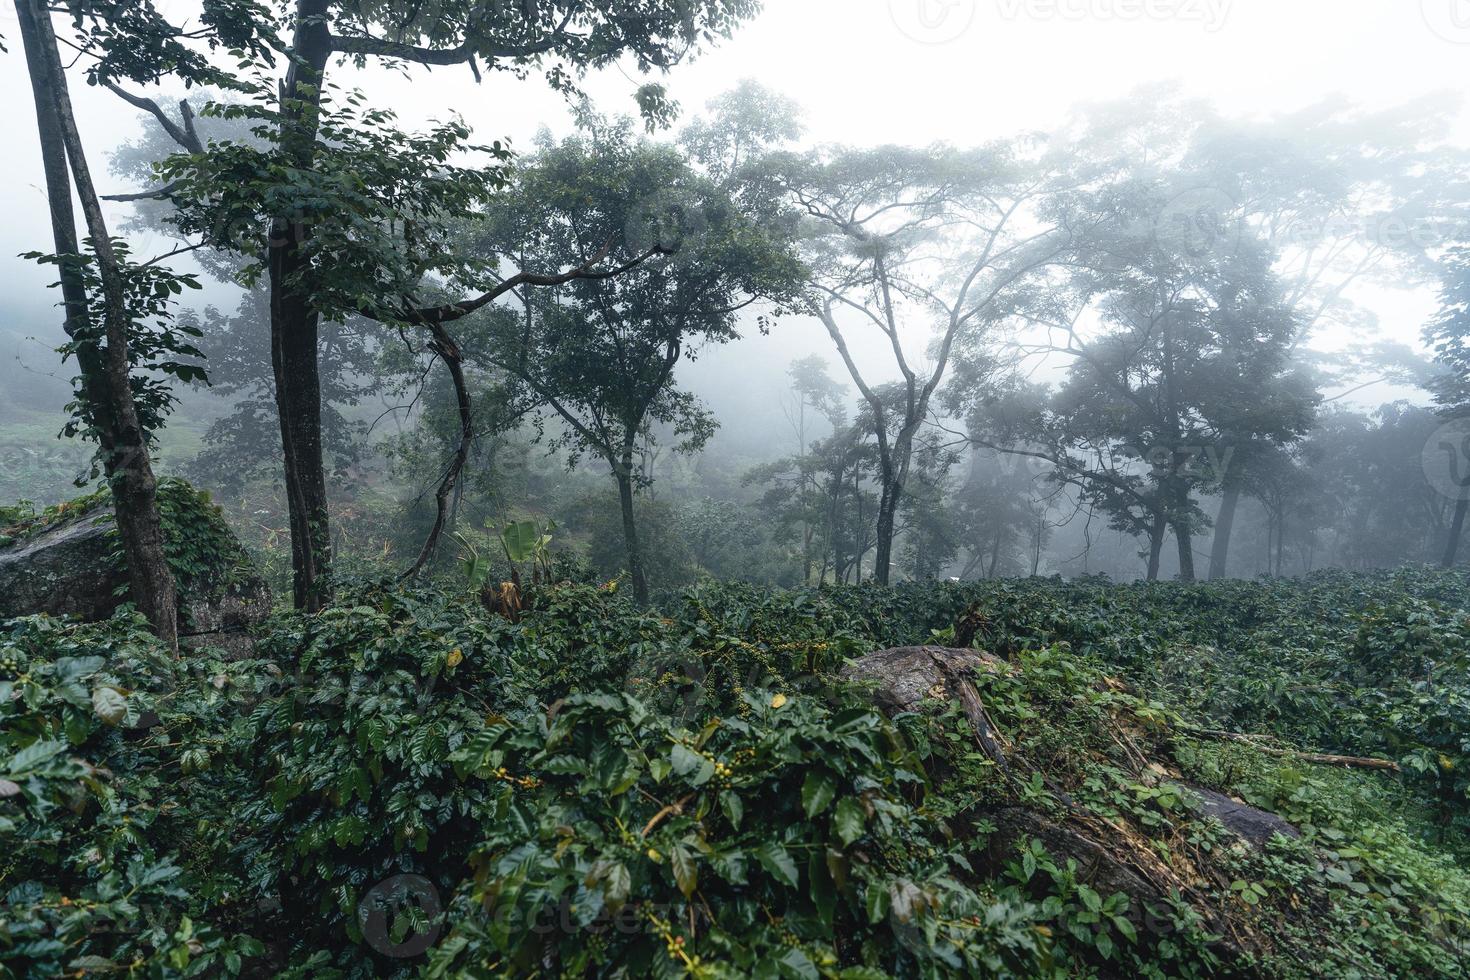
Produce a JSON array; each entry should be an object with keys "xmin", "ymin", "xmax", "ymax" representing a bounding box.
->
[
  {"xmin": 746, "ymin": 389, "xmax": 884, "ymax": 587},
  {"xmin": 1424, "ymin": 246, "xmax": 1470, "ymax": 567},
  {"xmin": 471, "ymin": 124, "xmax": 803, "ymax": 604},
  {"xmin": 76, "ymin": 0, "xmax": 762, "ymax": 609},
  {"xmin": 765, "ymin": 141, "xmax": 1076, "ymax": 584},
  {"xmin": 13, "ymin": 0, "xmax": 196, "ymax": 647},
  {"xmin": 1049, "ymin": 89, "xmax": 1468, "ymax": 578},
  {"xmin": 1304, "ymin": 404, "xmax": 1455, "ymax": 569},
  {"xmin": 950, "ymin": 451, "xmax": 1045, "ymax": 580},
  {"xmin": 777, "ymin": 356, "xmax": 846, "ymax": 582},
  {"xmin": 959, "ymin": 167, "xmax": 1316, "ymax": 581},
  {"xmin": 953, "ymin": 373, "xmax": 1181, "ymax": 580},
  {"xmin": 897, "ymin": 434, "xmax": 962, "ymax": 581}
]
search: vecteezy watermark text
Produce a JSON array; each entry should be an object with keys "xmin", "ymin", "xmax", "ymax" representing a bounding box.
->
[
  {"xmin": 994, "ymin": 0, "xmax": 1231, "ymax": 31},
  {"xmin": 890, "ymin": 0, "xmax": 1230, "ymax": 43}
]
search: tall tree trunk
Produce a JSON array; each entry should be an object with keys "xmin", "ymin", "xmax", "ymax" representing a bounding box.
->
[
  {"xmin": 1443, "ymin": 497, "xmax": 1469, "ymax": 568},
  {"xmin": 270, "ymin": 0, "xmax": 335, "ymax": 610},
  {"xmin": 1030, "ymin": 512, "xmax": 1043, "ymax": 577},
  {"xmin": 802, "ymin": 524, "xmax": 813, "ymax": 585},
  {"xmin": 615, "ymin": 452, "xmax": 649, "ymax": 606},
  {"xmin": 1145, "ymin": 511, "xmax": 1166, "ymax": 581},
  {"xmin": 1273, "ymin": 514, "xmax": 1286, "ymax": 577},
  {"xmin": 1208, "ymin": 481, "xmax": 1241, "ymax": 581},
  {"xmin": 1169, "ymin": 476, "xmax": 1196, "ymax": 582},
  {"xmin": 17, "ymin": 0, "xmax": 179, "ymax": 649},
  {"xmin": 401, "ymin": 324, "xmax": 472, "ymax": 579},
  {"xmin": 873, "ymin": 477, "xmax": 901, "ymax": 586},
  {"xmin": 1174, "ymin": 520, "xmax": 1196, "ymax": 582}
]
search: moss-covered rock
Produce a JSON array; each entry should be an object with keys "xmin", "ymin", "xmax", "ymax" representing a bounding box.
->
[{"xmin": 0, "ymin": 479, "xmax": 270, "ymax": 649}]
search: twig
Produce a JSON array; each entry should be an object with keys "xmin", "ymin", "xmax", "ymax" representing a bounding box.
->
[{"xmin": 641, "ymin": 793, "xmax": 696, "ymax": 838}]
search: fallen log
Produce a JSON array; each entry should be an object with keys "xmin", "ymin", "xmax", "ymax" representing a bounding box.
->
[{"xmin": 1193, "ymin": 730, "xmax": 1401, "ymax": 772}]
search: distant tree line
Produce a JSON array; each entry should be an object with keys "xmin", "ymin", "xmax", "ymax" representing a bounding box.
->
[{"xmin": 14, "ymin": 2, "xmax": 1470, "ymax": 636}]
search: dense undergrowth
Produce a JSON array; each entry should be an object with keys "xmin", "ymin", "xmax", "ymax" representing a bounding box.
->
[{"xmin": 1, "ymin": 568, "xmax": 1467, "ymax": 977}]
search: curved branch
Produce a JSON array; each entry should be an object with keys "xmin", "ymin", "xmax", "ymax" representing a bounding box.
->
[
  {"xmin": 375, "ymin": 241, "xmax": 665, "ymax": 326},
  {"xmin": 401, "ymin": 322, "xmax": 473, "ymax": 580}
]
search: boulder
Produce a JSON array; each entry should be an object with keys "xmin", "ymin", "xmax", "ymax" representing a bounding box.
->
[
  {"xmin": 0, "ymin": 494, "xmax": 271, "ymax": 654},
  {"xmin": 840, "ymin": 645, "xmax": 1008, "ymax": 714},
  {"xmin": 1185, "ymin": 784, "xmax": 1300, "ymax": 849},
  {"xmin": 841, "ymin": 645, "xmax": 1015, "ymax": 774},
  {"xmin": 0, "ymin": 512, "xmax": 119, "ymax": 622}
]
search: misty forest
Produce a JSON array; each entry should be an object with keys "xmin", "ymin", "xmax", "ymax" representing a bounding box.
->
[{"xmin": 3, "ymin": 1, "xmax": 1470, "ymax": 977}]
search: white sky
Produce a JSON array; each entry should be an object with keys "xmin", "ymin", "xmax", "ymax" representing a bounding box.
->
[{"xmin": 3, "ymin": 0, "xmax": 1468, "ymax": 411}]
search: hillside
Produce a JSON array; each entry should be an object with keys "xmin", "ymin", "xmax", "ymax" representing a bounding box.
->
[{"xmin": 3, "ymin": 569, "xmax": 1466, "ymax": 977}]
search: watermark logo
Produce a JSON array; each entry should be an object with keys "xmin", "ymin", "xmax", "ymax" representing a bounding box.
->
[
  {"xmin": 1422, "ymin": 418, "xmax": 1470, "ymax": 502},
  {"xmin": 358, "ymin": 874, "xmax": 443, "ymax": 959},
  {"xmin": 889, "ymin": 0, "xmax": 978, "ymax": 44},
  {"xmin": 1153, "ymin": 186, "xmax": 1241, "ymax": 258},
  {"xmin": 1422, "ymin": 0, "xmax": 1470, "ymax": 44}
]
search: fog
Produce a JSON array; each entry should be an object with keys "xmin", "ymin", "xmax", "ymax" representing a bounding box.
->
[{"xmin": 4, "ymin": 0, "xmax": 1470, "ymax": 587}]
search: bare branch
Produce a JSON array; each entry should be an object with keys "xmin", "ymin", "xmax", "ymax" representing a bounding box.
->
[{"xmin": 103, "ymin": 82, "xmax": 203, "ymax": 154}]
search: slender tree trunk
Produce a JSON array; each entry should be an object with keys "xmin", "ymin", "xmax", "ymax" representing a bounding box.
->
[
  {"xmin": 1174, "ymin": 520, "xmax": 1196, "ymax": 582},
  {"xmin": 1208, "ymin": 481, "xmax": 1241, "ymax": 581},
  {"xmin": 873, "ymin": 478, "xmax": 901, "ymax": 586},
  {"xmin": 268, "ymin": 0, "xmax": 335, "ymax": 611},
  {"xmin": 1442, "ymin": 497, "xmax": 1469, "ymax": 568},
  {"xmin": 402, "ymin": 324, "xmax": 472, "ymax": 579},
  {"xmin": 17, "ymin": 0, "xmax": 179, "ymax": 649},
  {"xmin": 802, "ymin": 524, "xmax": 813, "ymax": 585},
  {"xmin": 1145, "ymin": 511, "xmax": 1167, "ymax": 581},
  {"xmin": 987, "ymin": 527, "xmax": 1003, "ymax": 578},
  {"xmin": 1273, "ymin": 514, "xmax": 1286, "ymax": 577},
  {"xmin": 1030, "ymin": 512, "xmax": 1043, "ymax": 577},
  {"xmin": 615, "ymin": 452, "xmax": 649, "ymax": 606},
  {"xmin": 1169, "ymin": 475, "xmax": 1196, "ymax": 582}
]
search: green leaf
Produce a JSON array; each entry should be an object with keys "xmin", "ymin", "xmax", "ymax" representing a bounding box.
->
[
  {"xmin": 671, "ymin": 844, "xmax": 698, "ymax": 898},
  {"xmin": 754, "ymin": 842, "xmax": 799, "ymax": 889},
  {"xmin": 670, "ymin": 744, "xmax": 715, "ymax": 786},
  {"xmin": 8, "ymin": 739, "xmax": 65, "ymax": 774},
  {"xmin": 865, "ymin": 881, "xmax": 890, "ymax": 924},
  {"xmin": 833, "ymin": 797, "xmax": 866, "ymax": 847},
  {"xmin": 801, "ymin": 770, "xmax": 836, "ymax": 818},
  {"xmin": 776, "ymin": 947, "xmax": 819, "ymax": 980},
  {"xmin": 808, "ymin": 850, "xmax": 836, "ymax": 928},
  {"xmin": 588, "ymin": 860, "xmax": 632, "ymax": 911},
  {"xmin": 91, "ymin": 685, "xmax": 128, "ymax": 726},
  {"xmin": 709, "ymin": 848, "xmax": 748, "ymax": 884},
  {"xmin": 720, "ymin": 789, "xmax": 743, "ymax": 828}
]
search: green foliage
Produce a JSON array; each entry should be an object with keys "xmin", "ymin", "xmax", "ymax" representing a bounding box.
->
[
  {"xmin": 151, "ymin": 479, "xmax": 260, "ymax": 600},
  {"xmin": 4, "ymin": 571, "xmax": 1469, "ymax": 976},
  {"xmin": 428, "ymin": 689, "xmax": 1041, "ymax": 977},
  {"xmin": 155, "ymin": 82, "xmax": 511, "ymax": 324},
  {"xmin": 25, "ymin": 238, "xmax": 207, "ymax": 480},
  {"xmin": 0, "ymin": 614, "xmax": 266, "ymax": 976}
]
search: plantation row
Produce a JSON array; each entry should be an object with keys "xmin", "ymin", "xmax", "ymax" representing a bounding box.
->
[{"xmin": 2, "ymin": 569, "xmax": 1467, "ymax": 977}]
